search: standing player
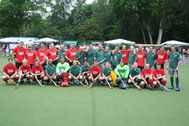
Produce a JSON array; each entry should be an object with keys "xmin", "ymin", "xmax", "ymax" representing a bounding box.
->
[
  {"xmin": 101, "ymin": 62, "xmax": 113, "ymax": 87},
  {"xmin": 156, "ymin": 46, "xmax": 168, "ymax": 69},
  {"xmin": 153, "ymin": 63, "xmax": 167, "ymax": 91},
  {"xmin": 86, "ymin": 43, "xmax": 96, "ymax": 65},
  {"xmin": 46, "ymin": 43, "xmax": 58, "ymax": 66},
  {"xmin": 121, "ymin": 45, "xmax": 130, "ymax": 65},
  {"xmin": 12, "ymin": 42, "xmax": 26, "ymax": 69},
  {"xmin": 81, "ymin": 60, "xmax": 90, "ymax": 84},
  {"xmin": 2, "ymin": 58, "xmax": 19, "ymax": 85},
  {"xmin": 146, "ymin": 46, "xmax": 157, "ymax": 70},
  {"xmin": 167, "ymin": 46, "xmax": 181, "ymax": 91},
  {"xmin": 137, "ymin": 45, "xmax": 146, "ymax": 71},
  {"xmin": 127, "ymin": 46, "xmax": 137, "ymax": 68},
  {"xmin": 112, "ymin": 46, "xmax": 123, "ymax": 69},
  {"xmin": 30, "ymin": 60, "xmax": 44, "ymax": 84},
  {"xmin": 75, "ymin": 47, "xmax": 86, "ymax": 66},
  {"xmin": 57, "ymin": 44, "xmax": 66, "ymax": 63},
  {"xmin": 65, "ymin": 43, "xmax": 78, "ymax": 66},
  {"xmin": 36, "ymin": 43, "xmax": 47, "ymax": 69},
  {"xmin": 104, "ymin": 46, "xmax": 112, "ymax": 65},
  {"xmin": 141, "ymin": 64, "xmax": 154, "ymax": 90},
  {"xmin": 69, "ymin": 60, "xmax": 83, "ymax": 85},
  {"xmin": 18, "ymin": 59, "xmax": 31, "ymax": 84},
  {"xmin": 94, "ymin": 43, "xmax": 105, "ymax": 69},
  {"xmin": 114, "ymin": 60, "xmax": 130, "ymax": 89},
  {"xmin": 24, "ymin": 44, "xmax": 36, "ymax": 68},
  {"xmin": 44, "ymin": 59, "xmax": 57, "ymax": 85}
]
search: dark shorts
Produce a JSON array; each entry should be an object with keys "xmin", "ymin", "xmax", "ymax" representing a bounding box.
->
[
  {"xmin": 168, "ymin": 68, "xmax": 178, "ymax": 76},
  {"xmin": 138, "ymin": 66, "xmax": 144, "ymax": 71},
  {"xmin": 15, "ymin": 62, "xmax": 22, "ymax": 69},
  {"xmin": 30, "ymin": 64, "xmax": 34, "ymax": 68},
  {"xmin": 155, "ymin": 63, "xmax": 164, "ymax": 69},
  {"xmin": 53, "ymin": 60, "xmax": 57, "ymax": 66}
]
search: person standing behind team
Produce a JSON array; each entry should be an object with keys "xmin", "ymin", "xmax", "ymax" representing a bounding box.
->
[
  {"xmin": 167, "ymin": 46, "xmax": 181, "ymax": 91},
  {"xmin": 46, "ymin": 43, "xmax": 58, "ymax": 66},
  {"xmin": 146, "ymin": 46, "xmax": 157, "ymax": 70},
  {"xmin": 65, "ymin": 43, "xmax": 78, "ymax": 66},
  {"xmin": 75, "ymin": 47, "xmax": 86, "ymax": 66},
  {"xmin": 24, "ymin": 44, "xmax": 36, "ymax": 68},
  {"xmin": 12, "ymin": 42, "xmax": 26, "ymax": 69},
  {"xmin": 94, "ymin": 43, "xmax": 105, "ymax": 69},
  {"xmin": 86, "ymin": 43, "xmax": 96, "ymax": 65},
  {"xmin": 121, "ymin": 45, "xmax": 130, "ymax": 65},
  {"xmin": 127, "ymin": 46, "xmax": 137, "ymax": 68},
  {"xmin": 137, "ymin": 45, "xmax": 146, "ymax": 71},
  {"xmin": 156, "ymin": 46, "xmax": 168, "ymax": 69},
  {"xmin": 57, "ymin": 44, "xmax": 66, "ymax": 63},
  {"xmin": 36, "ymin": 43, "xmax": 47, "ymax": 69},
  {"xmin": 112, "ymin": 45, "xmax": 123, "ymax": 69}
]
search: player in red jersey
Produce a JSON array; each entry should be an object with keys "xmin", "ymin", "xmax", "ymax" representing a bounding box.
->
[
  {"xmin": 137, "ymin": 45, "xmax": 146, "ymax": 71},
  {"xmin": 2, "ymin": 58, "xmax": 19, "ymax": 85},
  {"xmin": 24, "ymin": 44, "xmax": 36, "ymax": 68},
  {"xmin": 65, "ymin": 43, "xmax": 78, "ymax": 65},
  {"xmin": 37, "ymin": 43, "xmax": 48, "ymax": 69},
  {"xmin": 156, "ymin": 46, "xmax": 168, "ymax": 69},
  {"xmin": 12, "ymin": 42, "xmax": 26, "ymax": 69},
  {"xmin": 18, "ymin": 59, "xmax": 31, "ymax": 84},
  {"xmin": 153, "ymin": 63, "xmax": 167, "ymax": 91},
  {"xmin": 141, "ymin": 64, "xmax": 154, "ymax": 90},
  {"xmin": 46, "ymin": 43, "xmax": 58, "ymax": 65},
  {"xmin": 121, "ymin": 45, "xmax": 130, "ymax": 65},
  {"xmin": 30, "ymin": 60, "xmax": 44, "ymax": 84}
]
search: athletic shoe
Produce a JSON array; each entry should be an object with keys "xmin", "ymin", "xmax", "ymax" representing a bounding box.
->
[
  {"xmin": 176, "ymin": 87, "xmax": 180, "ymax": 91},
  {"xmin": 26, "ymin": 80, "xmax": 31, "ymax": 84},
  {"xmin": 169, "ymin": 86, "xmax": 174, "ymax": 89},
  {"xmin": 125, "ymin": 87, "xmax": 128, "ymax": 90},
  {"xmin": 149, "ymin": 86, "xmax": 155, "ymax": 91},
  {"xmin": 161, "ymin": 87, "xmax": 165, "ymax": 91},
  {"xmin": 5, "ymin": 82, "xmax": 8, "ymax": 85}
]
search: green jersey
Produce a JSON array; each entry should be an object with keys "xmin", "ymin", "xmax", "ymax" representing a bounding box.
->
[
  {"xmin": 114, "ymin": 64, "xmax": 130, "ymax": 78},
  {"xmin": 146, "ymin": 52, "xmax": 157, "ymax": 67},
  {"xmin": 95, "ymin": 50, "xmax": 105, "ymax": 63},
  {"xmin": 57, "ymin": 50, "xmax": 66, "ymax": 62},
  {"xmin": 104, "ymin": 51, "xmax": 112, "ymax": 63},
  {"xmin": 56, "ymin": 62, "xmax": 70, "ymax": 73},
  {"xmin": 112, "ymin": 52, "xmax": 123, "ymax": 66},
  {"xmin": 128, "ymin": 52, "xmax": 137, "ymax": 64},
  {"xmin": 75, "ymin": 52, "xmax": 86, "ymax": 65},
  {"xmin": 129, "ymin": 68, "xmax": 141, "ymax": 77},
  {"xmin": 45, "ymin": 64, "xmax": 56, "ymax": 76},
  {"xmin": 87, "ymin": 49, "xmax": 96, "ymax": 65},
  {"xmin": 81, "ymin": 65, "xmax": 90, "ymax": 72},
  {"xmin": 168, "ymin": 52, "xmax": 181, "ymax": 69},
  {"xmin": 102, "ymin": 67, "xmax": 112, "ymax": 77},
  {"xmin": 69, "ymin": 65, "xmax": 82, "ymax": 76}
]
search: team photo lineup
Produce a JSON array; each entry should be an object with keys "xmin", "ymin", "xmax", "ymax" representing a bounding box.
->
[{"xmin": 2, "ymin": 42, "xmax": 180, "ymax": 91}]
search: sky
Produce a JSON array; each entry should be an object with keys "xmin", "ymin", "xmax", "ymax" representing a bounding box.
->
[{"xmin": 86, "ymin": 0, "xmax": 95, "ymax": 4}]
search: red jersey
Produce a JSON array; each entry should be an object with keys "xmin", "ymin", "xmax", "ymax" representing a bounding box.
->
[
  {"xmin": 46, "ymin": 49, "xmax": 58, "ymax": 60},
  {"xmin": 65, "ymin": 48, "xmax": 78, "ymax": 62},
  {"xmin": 37, "ymin": 48, "xmax": 47, "ymax": 64},
  {"xmin": 121, "ymin": 50, "xmax": 130, "ymax": 64},
  {"xmin": 12, "ymin": 46, "xmax": 26, "ymax": 63},
  {"xmin": 153, "ymin": 69, "xmax": 166, "ymax": 78},
  {"xmin": 3, "ymin": 64, "xmax": 17, "ymax": 76},
  {"xmin": 141, "ymin": 68, "xmax": 153, "ymax": 78},
  {"xmin": 89, "ymin": 65, "xmax": 101, "ymax": 77},
  {"xmin": 25, "ymin": 50, "xmax": 36, "ymax": 65},
  {"xmin": 156, "ymin": 51, "xmax": 168, "ymax": 64},
  {"xmin": 31, "ymin": 65, "xmax": 43, "ymax": 74},
  {"xmin": 20, "ymin": 64, "xmax": 31, "ymax": 74},
  {"xmin": 137, "ymin": 51, "xmax": 146, "ymax": 67}
]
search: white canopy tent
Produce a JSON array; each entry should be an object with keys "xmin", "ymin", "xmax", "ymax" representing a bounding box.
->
[
  {"xmin": 159, "ymin": 40, "xmax": 189, "ymax": 46},
  {"xmin": 104, "ymin": 39, "xmax": 135, "ymax": 45},
  {"xmin": 0, "ymin": 37, "xmax": 18, "ymax": 44},
  {"xmin": 34, "ymin": 37, "xmax": 59, "ymax": 43}
]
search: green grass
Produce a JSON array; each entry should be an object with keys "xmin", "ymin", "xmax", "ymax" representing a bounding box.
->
[{"xmin": 0, "ymin": 57, "xmax": 189, "ymax": 126}]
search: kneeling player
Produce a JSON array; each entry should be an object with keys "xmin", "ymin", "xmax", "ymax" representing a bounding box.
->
[
  {"xmin": 30, "ymin": 60, "xmax": 44, "ymax": 84},
  {"xmin": 69, "ymin": 60, "xmax": 83, "ymax": 85},
  {"xmin": 153, "ymin": 63, "xmax": 167, "ymax": 91},
  {"xmin": 128, "ymin": 62, "xmax": 141, "ymax": 90},
  {"xmin": 141, "ymin": 64, "xmax": 154, "ymax": 90},
  {"xmin": 18, "ymin": 59, "xmax": 31, "ymax": 84},
  {"xmin": 81, "ymin": 60, "xmax": 90, "ymax": 85},
  {"xmin": 88, "ymin": 60, "xmax": 102, "ymax": 88},
  {"xmin": 2, "ymin": 58, "xmax": 19, "ymax": 85},
  {"xmin": 44, "ymin": 59, "xmax": 57, "ymax": 85},
  {"xmin": 101, "ymin": 62, "xmax": 113, "ymax": 88}
]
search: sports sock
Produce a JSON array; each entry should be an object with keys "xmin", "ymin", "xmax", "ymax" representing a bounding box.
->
[
  {"xmin": 149, "ymin": 79, "xmax": 153, "ymax": 87},
  {"xmin": 176, "ymin": 78, "xmax": 179, "ymax": 87},
  {"xmin": 137, "ymin": 79, "xmax": 141, "ymax": 85},
  {"xmin": 162, "ymin": 80, "xmax": 167, "ymax": 86},
  {"xmin": 170, "ymin": 77, "xmax": 174, "ymax": 86}
]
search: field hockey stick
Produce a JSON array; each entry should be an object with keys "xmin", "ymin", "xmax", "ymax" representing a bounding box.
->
[
  {"xmin": 87, "ymin": 80, "xmax": 97, "ymax": 88},
  {"xmin": 131, "ymin": 76, "xmax": 141, "ymax": 90},
  {"xmin": 10, "ymin": 78, "xmax": 19, "ymax": 89},
  {"xmin": 50, "ymin": 79, "xmax": 59, "ymax": 87},
  {"xmin": 98, "ymin": 58, "xmax": 106, "ymax": 64},
  {"xmin": 160, "ymin": 83, "xmax": 170, "ymax": 92},
  {"xmin": 119, "ymin": 77, "xmax": 128, "ymax": 90},
  {"xmin": 76, "ymin": 79, "xmax": 87, "ymax": 87},
  {"xmin": 85, "ymin": 79, "xmax": 89, "ymax": 86},
  {"xmin": 105, "ymin": 79, "xmax": 113, "ymax": 89},
  {"xmin": 35, "ymin": 75, "xmax": 44, "ymax": 87}
]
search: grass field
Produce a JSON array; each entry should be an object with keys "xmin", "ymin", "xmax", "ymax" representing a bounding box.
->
[{"xmin": 0, "ymin": 57, "xmax": 189, "ymax": 126}]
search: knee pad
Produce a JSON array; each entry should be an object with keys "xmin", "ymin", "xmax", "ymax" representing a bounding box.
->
[
  {"xmin": 79, "ymin": 76, "xmax": 83, "ymax": 80},
  {"xmin": 69, "ymin": 76, "xmax": 72, "ymax": 80}
]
